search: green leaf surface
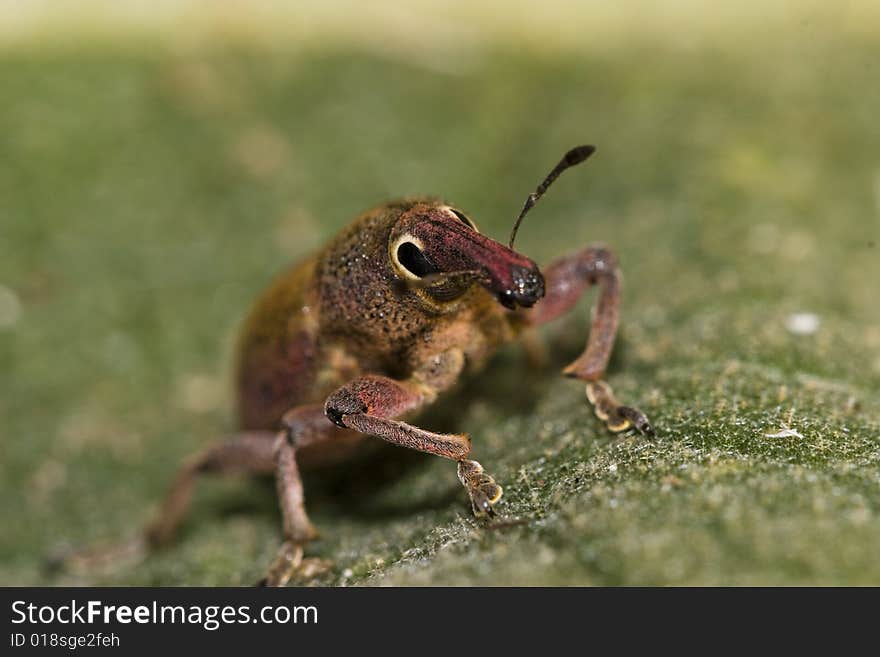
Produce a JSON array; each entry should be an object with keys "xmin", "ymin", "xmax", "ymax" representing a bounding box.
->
[{"xmin": 1, "ymin": 37, "xmax": 878, "ymax": 585}]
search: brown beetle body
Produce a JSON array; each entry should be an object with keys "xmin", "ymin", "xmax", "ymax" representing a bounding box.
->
[
  {"xmin": 58, "ymin": 148, "xmax": 654, "ymax": 586},
  {"xmin": 236, "ymin": 199, "xmax": 523, "ymax": 467}
]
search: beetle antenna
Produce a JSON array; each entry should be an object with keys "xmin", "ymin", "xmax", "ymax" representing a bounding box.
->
[{"xmin": 508, "ymin": 144, "xmax": 596, "ymax": 249}]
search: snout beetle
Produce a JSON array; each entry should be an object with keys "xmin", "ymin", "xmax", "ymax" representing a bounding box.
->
[{"xmin": 61, "ymin": 146, "xmax": 653, "ymax": 585}]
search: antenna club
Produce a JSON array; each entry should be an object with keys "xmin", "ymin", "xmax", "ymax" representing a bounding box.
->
[{"xmin": 566, "ymin": 145, "xmax": 596, "ymax": 165}]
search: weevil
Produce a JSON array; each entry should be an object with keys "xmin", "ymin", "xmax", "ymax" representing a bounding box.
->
[{"xmin": 60, "ymin": 145, "xmax": 653, "ymax": 585}]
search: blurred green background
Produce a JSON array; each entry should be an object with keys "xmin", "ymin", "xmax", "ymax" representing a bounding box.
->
[{"xmin": 1, "ymin": 1, "xmax": 879, "ymax": 585}]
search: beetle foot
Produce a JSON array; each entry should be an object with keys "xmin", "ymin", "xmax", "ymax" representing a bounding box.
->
[
  {"xmin": 586, "ymin": 381, "xmax": 654, "ymax": 437},
  {"xmin": 257, "ymin": 540, "xmax": 333, "ymax": 587},
  {"xmin": 257, "ymin": 540, "xmax": 305, "ymax": 587},
  {"xmin": 296, "ymin": 557, "xmax": 334, "ymax": 580},
  {"xmin": 458, "ymin": 459, "xmax": 503, "ymax": 518}
]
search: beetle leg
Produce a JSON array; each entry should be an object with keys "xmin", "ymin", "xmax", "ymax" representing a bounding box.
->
[
  {"xmin": 49, "ymin": 431, "xmax": 278, "ymax": 574},
  {"xmin": 324, "ymin": 373, "xmax": 503, "ymax": 517},
  {"xmin": 145, "ymin": 431, "xmax": 280, "ymax": 547},
  {"xmin": 522, "ymin": 245, "xmax": 654, "ymax": 436},
  {"xmin": 259, "ymin": 430, "xmax": 317, "ymax": 586},
  {"xmin": 457, "ymin": 459, "xmax": 503, "ymax": 517},
  {"xmin": 324, "ymin": 373, "xmax": 472, "ymax": 459},
  {"xmin": 258, "ymin": 403, "xmax": 341, "ymax": 587}
]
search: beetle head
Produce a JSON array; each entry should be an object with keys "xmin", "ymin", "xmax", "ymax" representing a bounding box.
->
[
  {"xmin": 387, "ymin": 145, "xmax": 596, "ymax": 310},
  {"xmin": 388, "ymin": 202, "xmax": 545, "ymax": 309}
]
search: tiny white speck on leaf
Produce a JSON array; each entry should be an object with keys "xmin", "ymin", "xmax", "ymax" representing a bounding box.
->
[
  {"xmin": 764, "ymin": 426, "xmax": 804, "ymax": 439},
  {"xmin": 786, "ymin": 312, "xmax": 820, "ymax": 336}
]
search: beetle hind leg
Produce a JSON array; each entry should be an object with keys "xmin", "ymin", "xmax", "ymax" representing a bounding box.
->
[{"xmin": 47, "ymin": 431, "xmax": 279, "ymax": 576}]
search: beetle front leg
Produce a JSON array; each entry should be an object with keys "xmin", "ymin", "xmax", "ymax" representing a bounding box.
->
[
  {"xmin": 525, "ymin": 245, "xmax": 654, "ymax": 436},
  {"xmin": 325, "ymin": 373, "xmax": 503, "ymax": 517}
]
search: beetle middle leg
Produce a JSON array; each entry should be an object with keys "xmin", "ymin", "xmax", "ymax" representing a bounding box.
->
[
  {"xmin": 258, "ymin": 403, "xmax": 343, "ymax": 587},
  {"xmin": 524, "ymin": 244, "xmax": 654, "ymax": 436}
]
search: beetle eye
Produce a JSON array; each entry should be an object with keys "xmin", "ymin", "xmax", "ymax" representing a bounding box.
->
[
  {"xmin": 450, "ymin": 208, "xmax": 475, "ymax": 229},
  {"xmin": 396, "ymin": 241, "xmax": 438, "ymax": 278}
]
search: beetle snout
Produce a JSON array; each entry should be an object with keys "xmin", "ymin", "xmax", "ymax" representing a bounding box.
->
[{"xmin": 499, "ymin": 265, "xmax": 545, "ymax": 309}]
